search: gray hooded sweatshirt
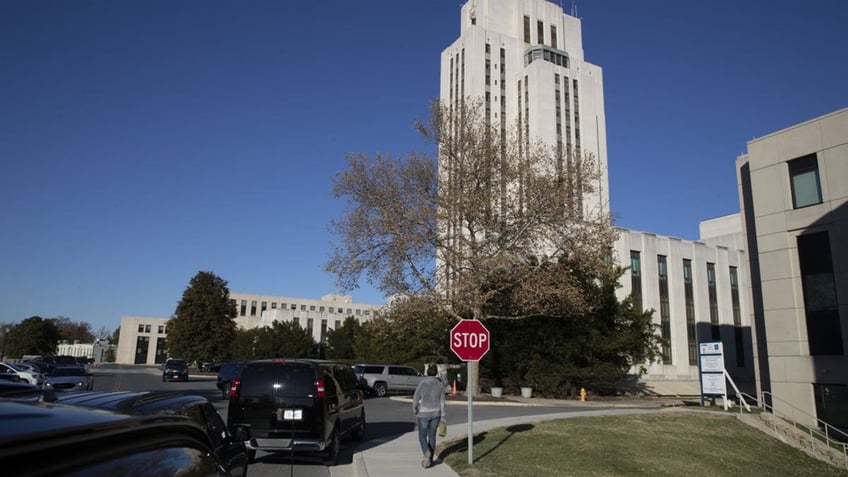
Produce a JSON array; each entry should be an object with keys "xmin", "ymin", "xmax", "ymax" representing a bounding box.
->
[{"xmin": 413, "ymin": 376, "xmax": 446, "ymax": 419}]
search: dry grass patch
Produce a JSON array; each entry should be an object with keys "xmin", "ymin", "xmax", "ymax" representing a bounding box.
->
[{"xmin": 441, "ymin": 411, "xmax": 848, "ymax": 477}]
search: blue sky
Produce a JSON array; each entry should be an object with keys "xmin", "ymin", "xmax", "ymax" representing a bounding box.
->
[{"xmin": 2, "ymin": 1, "xmax": 846, "ymax": 333}]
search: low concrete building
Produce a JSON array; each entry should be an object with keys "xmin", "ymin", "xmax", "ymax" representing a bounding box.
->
[
  {"xmin": 613, "ymin": 217, "xmax": 755, "ymax": 396},
  {"xmin": 115, "ymin": 294, "xmax": 382, "ymax": 365}
]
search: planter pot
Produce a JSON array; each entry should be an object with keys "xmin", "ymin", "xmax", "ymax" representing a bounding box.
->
[
  {"xmin": 520, "ymin": 386, "xmax": 533, "ymax": 398},
  {"xmin": 490, "ymin": 387, "xmax": 503, "ymax": 398}
]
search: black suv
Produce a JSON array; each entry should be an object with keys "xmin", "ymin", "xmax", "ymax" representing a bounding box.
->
[
  {"xmin": 54, "ymin": 391, "xmax": 249, "ymax": 477},
  {"xmin": 227, "ymin": 359, "xmax": 366, "ymax": 465},
  {"xmin": 162, "ymin": 359, "xmax": 189, "ymax": 382},
  {"xmin": 216, "ymin": 361, "xmax": 245, "ymax": 399},
  {"xmin": 0, "ymin": 399, "xmax": 245, "ymax": 477}
]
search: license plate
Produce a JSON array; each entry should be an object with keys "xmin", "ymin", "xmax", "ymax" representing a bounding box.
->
[{"xmin": 276, "ymin": 409, "xmax": 302, "ymax": 421}]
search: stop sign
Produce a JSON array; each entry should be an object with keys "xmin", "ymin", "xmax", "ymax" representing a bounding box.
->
[{"xmin": 450, "ymin": 319, "xmax": 490, "ymax": 361}]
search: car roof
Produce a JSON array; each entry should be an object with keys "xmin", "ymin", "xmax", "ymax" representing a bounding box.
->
[
  {"xmin": 53, "ymin": 391, "xmax": 209, "ymax": 415},
  {"xmin": 0, "ymin": 381, "xmax": 44, "ymax": 401},
  {"xmin": 245, "ymin": 358, "xmax": 338, "ymax": 365},
  {"xmin": 0, "ymin": 400, "xmax": 213, "ymax": 476}
]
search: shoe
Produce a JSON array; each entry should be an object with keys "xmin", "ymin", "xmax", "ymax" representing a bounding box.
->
[{"xmin": 422, "ymin": 451, "xmax": 431, "ymax": 468}]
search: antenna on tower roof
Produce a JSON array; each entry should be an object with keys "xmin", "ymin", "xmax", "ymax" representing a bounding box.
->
[{"xmin": 571, "ymin": 0, "xmax": 578, "ymax": 17}]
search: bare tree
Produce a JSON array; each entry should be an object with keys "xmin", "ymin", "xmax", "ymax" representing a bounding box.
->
[{"xmin": 327, "ymin": 99, "xmax": 618, "ymax": 394}]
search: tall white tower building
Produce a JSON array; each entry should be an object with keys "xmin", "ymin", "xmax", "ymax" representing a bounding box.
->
[{"xmin": 440, "ymin": 0, "xmax": 609, "ymax": 216}]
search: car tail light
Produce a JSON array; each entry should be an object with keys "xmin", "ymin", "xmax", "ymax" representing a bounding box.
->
[
  {"xmin": 230, "ymin": 377, "xmax": 240, "ymax": 398},
  {"xmin": 315, "ymin": 378, "xmax": 325, "ymax": 398}
]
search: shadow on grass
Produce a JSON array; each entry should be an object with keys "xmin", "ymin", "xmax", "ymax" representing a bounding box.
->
[{"xmin": 438, "ymin": 423, "xmax": 535, "ymax": 463}]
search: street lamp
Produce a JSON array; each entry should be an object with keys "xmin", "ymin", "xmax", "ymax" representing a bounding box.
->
[{"xmin": 0, "ymin": 325, "xmax": 12, "ymax": 360}]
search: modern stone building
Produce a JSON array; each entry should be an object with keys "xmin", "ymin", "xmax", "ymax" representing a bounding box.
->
[
  {"xmin": 737, "ymin": 107, "xmax": 848, "ymax": 428},
  {"xmin": 115, "ymin": 294, "xmax": 381, "ymax": 365}
]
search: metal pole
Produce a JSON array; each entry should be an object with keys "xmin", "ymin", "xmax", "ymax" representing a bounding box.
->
[{"xmin": 467, "ymin": 360, "xmax": 473, "ymax": 465}]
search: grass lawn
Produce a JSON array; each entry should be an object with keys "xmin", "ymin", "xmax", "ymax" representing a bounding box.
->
[{"xmin": 440, "ymin": 410, "xmax": 848, "ymax": 477}]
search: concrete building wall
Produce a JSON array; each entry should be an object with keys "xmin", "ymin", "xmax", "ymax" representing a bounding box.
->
[
  {"xmin": 115, "ymin": 295, "xmax": 382, "ymax": 365},
  {"xmin": 738, "ymin": 107, "xmax": 848, "ymax": 428},
  {"xmin": 613, "ymin": 227, "xmax": 755, "ymax": 395},
  {"xmin": 230, "ymin": 293, "xmax": 381, "ymax": 343},
  {"xmin": 115, "ymin": 316, "xmax": 170, "ymax": 365}
]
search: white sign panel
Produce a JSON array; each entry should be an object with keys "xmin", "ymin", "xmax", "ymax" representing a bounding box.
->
[
  {"xmin": 699, "ymin": 342, "xmax": 723, "ymax": 355},
  {"xmin": 701, "ymin": 372, "xmax": 727, "ymax": 395},
  {"xmin": 700, "ymin": 354, "xmax": 724, "ymax": 373}
]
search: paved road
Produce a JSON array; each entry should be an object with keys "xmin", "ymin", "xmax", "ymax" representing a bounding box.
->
[{"xmin": 89, "ymin": 364, "xmax": 631, "ymax": 477}]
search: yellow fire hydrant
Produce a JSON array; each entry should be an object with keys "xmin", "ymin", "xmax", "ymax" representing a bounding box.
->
[{"xmin": 580, "ymin": 387, "xmax": 587, "ymax": 402}]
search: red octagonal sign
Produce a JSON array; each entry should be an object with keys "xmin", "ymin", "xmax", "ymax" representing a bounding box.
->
[{"xmin": 450, "ymin": 319, "xmax": 490, "ymax": 361}]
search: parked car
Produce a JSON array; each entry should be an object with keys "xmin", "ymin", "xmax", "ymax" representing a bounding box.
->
[
  {"xmin": 162, "ymin": 359, "xmax": 189, "ymax": 382},
  {"xmin": 21, "ymin": 358, "xmax": 55, "ymax": 376},
  {"xmin": 0, "ymin": 365, "xmax": 22, "ymax": 383},
  {"xmin": 0, "ymin": 381, "xmax": 46, "ymax": 401},
  {"xmin": 54, "ymin": 391, "xmax": 250, "ymax": 477},
  {"xmin": 216, "ymin": 361, "xmax": 245, "ymax": 399},
  {"xmin": 353, "ymin": 363, "xmax": 427, "ymax": 397},
  {"xmin": 43, "ymin": 365, "xmax": 93, "ymax": 392},
  {"xmin": 0, "ymin": 398, "xmax": 246, "ymax": 477},
  {"xmin": 0, "ymin": 362, "xmax": 44, "ymax": 386},
  {"xmin": 227, "ymin": 359, "xmax": 366, "ymax": 465},
  {"xmin": 207, "ymin": 362, "xmax": 224, "ymax": 373}
]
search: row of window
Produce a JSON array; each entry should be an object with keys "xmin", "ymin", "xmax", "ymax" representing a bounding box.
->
[
  {"xmin": 137, "ymin": 324, "xmax": 166, "ymax": 334},
  {"xmin": 523, "ymin": 15, "xmax": 558, "ymax": 49},
  {"xmin": 524, "ymin": 45, "xmax": 569, "ymax": 68},
  {"xmin": 235, "ymin": 299, "xmax": 372, "ymax": 318},
  {"xmin": 629, "ymin": 251, "xmax": 746, "ymax": 367}
]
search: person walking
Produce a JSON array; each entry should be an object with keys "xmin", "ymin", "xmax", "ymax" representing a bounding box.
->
[{"xmin": 412, "ymin": 366, "xmax": 446, "ymax": 468}]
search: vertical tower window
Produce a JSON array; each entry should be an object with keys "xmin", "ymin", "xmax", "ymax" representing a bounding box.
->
[
  {"xmin": 240, "ymin": 300, "xmax": 247, "ymax": 316},
  {"xmin": 683, "ymin": 259, "xmax": 697, "ymax": 365},
  {"xmin": 789, "ymin": 154, "xmax": 822, "ymax": 208},
  {"xmin": 551, "ymin": 25, "xmax": 558, "ymax": 49},
  {"xmin": 537, "ymin": 20, "xmax": 544, "ymax": 44},
  {"xmin": 730, "ymin": 266, "xmax": 745, "ymax": 366},
  {"xmin": 523, "ymin": 16, "xmax": 530, "ymax": 43},
  {"xmin": 250, "ymin": 300, "xmax": 257, "ymax": 317},
  {"xmin": 630, "ymin": 251, "xmax": 642, "ymax": 312},
  {"xmin": 658, "ymin": 255, "xmax": 671, "ymax": 364},
  {"xmin": 707, "ymin": 263, "xmax": 719, "ymax": 340}
]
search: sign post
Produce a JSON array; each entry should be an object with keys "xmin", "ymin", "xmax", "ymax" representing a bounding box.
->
[
  {"xmin": 450, "ymin": 319, "xmax": 490, "ymax": 465},
  {"xmin": 698, "ymin": 341, "xmax": 727, "ymax": 408}
]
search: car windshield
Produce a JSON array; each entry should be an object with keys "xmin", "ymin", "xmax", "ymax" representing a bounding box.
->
[
  {"xmin": 166, "ymin": 361, "xmax": 187, "ymax": 369},
  {"xmin": 52, "ymin": 368, "xmax": 86, "ymax": 377}
]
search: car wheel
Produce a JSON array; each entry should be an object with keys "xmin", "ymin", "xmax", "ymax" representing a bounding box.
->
[
  {"xmin": 373, "ymin": 382, "xmax": 388, "ymax": 397},
  {"xmin": 222, "ymin": 383, "xmax": 231, "ymax": 400},
  {"xmin": 323, "ymin": 427, "xmax": 339, "ymax": 466},
  {"xmin": 247, "ymin": 449, "xmax": 256, "ymax": 464},
  {"xmin": 350, "ymin": 412, "xmax": 366, "ymax": 441}
]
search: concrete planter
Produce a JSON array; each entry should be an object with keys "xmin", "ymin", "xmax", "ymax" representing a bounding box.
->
[
  {"xmin": 490, "ymin": 387, "xmax": 503, "ymax": 397},
  {"xmin": 520, "ymin": 386, "xmax": 533, "ymax": 398}
]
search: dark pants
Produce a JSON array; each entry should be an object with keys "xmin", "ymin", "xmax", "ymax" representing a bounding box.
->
[{"xmin": 417, "ymin": 416, "xmax": 440, "ymax": 461}]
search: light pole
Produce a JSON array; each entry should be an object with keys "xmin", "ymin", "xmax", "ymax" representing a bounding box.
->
[{"xmin": 0, "ymin": 325, "xmax": 12, "ymax": 360}]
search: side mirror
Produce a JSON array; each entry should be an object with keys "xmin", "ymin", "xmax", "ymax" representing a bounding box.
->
[{"xmin": 231, "ymin": 424, "xmax": 251, "ymax": 442}]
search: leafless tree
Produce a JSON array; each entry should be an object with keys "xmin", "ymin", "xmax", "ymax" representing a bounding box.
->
[{"xmin": 328, "ymin": 99, "xmax": 618, "ymax": 394}]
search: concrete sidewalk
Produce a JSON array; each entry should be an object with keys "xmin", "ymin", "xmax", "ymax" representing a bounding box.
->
[{"xmin": 345, "ymin": 396, "xmax": 678, "ymax": 477}]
